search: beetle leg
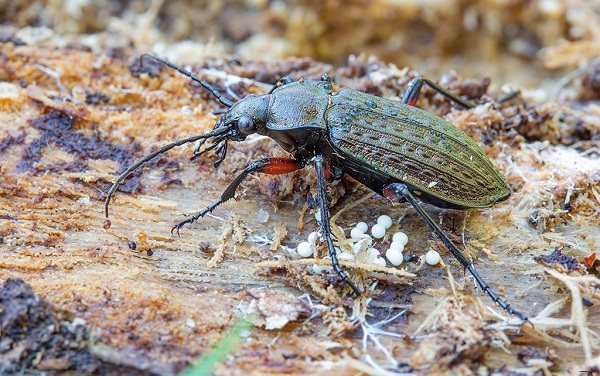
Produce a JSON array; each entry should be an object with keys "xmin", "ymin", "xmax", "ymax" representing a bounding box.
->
[
  {"xmin": 314, "ymin": 156, "xmax": 362, "ymax": 296},
  {"xmin": 402, "ymin": 77, "xmax": 477, "ymax": 109},
  {"xmin": 171, "ymin": 157, "xmax": 304, "ymax": 235},
  {"xmin": 383, "ymin": 183, "xmax": 528, "ymax": 322}
]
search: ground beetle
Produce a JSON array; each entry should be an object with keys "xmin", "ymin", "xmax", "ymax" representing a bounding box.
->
[{"xmin": 104, "ymin": 54, "xmax": 527, "ymax": 321}]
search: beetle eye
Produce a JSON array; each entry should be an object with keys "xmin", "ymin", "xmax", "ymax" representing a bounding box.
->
[{"xmin": 237, "ymin": 116, "xmax": 255, "ymax": 135}]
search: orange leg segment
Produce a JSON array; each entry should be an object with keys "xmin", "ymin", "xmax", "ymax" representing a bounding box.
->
[{"xmin": 261, "ymin": 157, "xmax": 304, "ymax": 175}]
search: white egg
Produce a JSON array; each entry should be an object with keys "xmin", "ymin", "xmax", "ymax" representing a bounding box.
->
[
  {"xmin": 377, "ymin": 215, "xmax": 393, "ymax": 229},
  {"xmin": 371, "ymin": 224, "xmax": 386, "ymax": 239},
  {"xmin": 392, "ymin": 231, "xmax": 409, "ymax": 246},
  {"xmin": 386, "ymin": 247, "xmax": 404, "ymax": 266},
  {"xmin": 372, "ymin": 256, "xmax": 387, "ymax": 267},
  {"xmin": 350, "ymin": 227, "xmax": 364, "ymax": 239},
  {"xmin": 389, "ymin": 241, "xmax": 404, "ymax": 253},
  {"xmin": 312, "ymin": 264, "xmax": 333, "ymax": 274},
  {"xmin": 367, "ymin": 248, "xmax": 380, "ymax": 262},
  {"xmin": 308, "ymin": 231, "xmax": 319, "ymax": 243},
  {"xmin": 355, "ymin": 221, "xmax": 368, "ymax": 233},
  {"xmin": 297, "ymin": 241, "xmax": 313, "ymax": 257},
  {"xmin": 425, "ymin": 249, "xmax": 441, "ymax": 265},
  {"xmin": 314, "ymin": 208, "xmax": 321, "ymax": 222}
]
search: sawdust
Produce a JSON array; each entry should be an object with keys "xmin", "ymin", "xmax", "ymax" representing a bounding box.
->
[
  {"xmin": 0, "ymin": 26, "xmax": 599, "ymax": 373},
  {"xmin": 269, "ymin": 223, "xmax": 287, "ymax": 252},
  {"xmin": 208, "ymin": 214, "xmax": 250, "ymax": 268},
  {"xmin": 410, "ymin": 298, "xmax": 506, "ymax": 373},
  {"xmin": 0, "ymin": 278, "xmax": 174, "ymax": 375},
  {"xmin": 323, "ymin": 306, "xmax": 356, "ymax": 337},
  {"xmin": 244, "ymin": 288, "xmax": 308, "ymax": 330}
]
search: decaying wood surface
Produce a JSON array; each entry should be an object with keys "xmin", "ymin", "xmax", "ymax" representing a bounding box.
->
[{"xmin": 0, "ymin": 43, "xmax": 599, "ymax": 375}]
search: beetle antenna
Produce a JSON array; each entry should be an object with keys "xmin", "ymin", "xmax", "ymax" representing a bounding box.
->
[
  {"xmin": 104, "ymin": 127, "xmax": 229, "ymax": 218},
  {"xmin": 141, "ymin": 53, "xmax": 234, "ymax": 108}
]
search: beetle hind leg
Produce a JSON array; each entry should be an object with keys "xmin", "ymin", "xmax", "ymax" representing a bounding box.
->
[
  {"xmin": 314, "ymin": 156, "xmax": 362, "ymax": 296},
  {"xmin": 383, "ymin": 182, "xmax": 528, "ymax": 322}
]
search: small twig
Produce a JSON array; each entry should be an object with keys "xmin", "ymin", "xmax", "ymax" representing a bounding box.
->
[
  {"xmin": 545, "ymin": 268, "xmax": 594, "ymax": 362},
  {"xmin": 413, "ymin": 298, "xmax": 447, "ymax": 336},
  {"xmin": 331, "ymin": 191, "xmax": 376, "ymax": 223}
]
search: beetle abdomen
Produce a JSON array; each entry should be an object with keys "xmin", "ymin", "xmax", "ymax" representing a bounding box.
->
[{"xmin": 327, "ymin": 88, "xmax": 510, "ymax": 208}]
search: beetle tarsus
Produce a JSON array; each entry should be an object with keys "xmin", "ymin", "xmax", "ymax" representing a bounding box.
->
[
  {"xmin": 402, "ymin": 77, "xmax": 477, "ymax": 109},
  {"xmin": 172, "ymin": 200, "xmax": 222, "ymax": 235},
  {"xmin": 171, "ymin": 224, "xmax": 181, "ymax": 237},
  {"xmin": 314, "ymin": 155, "xmax": 362, "ymax": 296},
  {"xmin": 383, "ymin": 182, "xmax": 528, "ymax": 322}
]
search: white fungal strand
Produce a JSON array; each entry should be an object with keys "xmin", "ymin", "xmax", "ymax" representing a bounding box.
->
[
  {"xmin": 297, "ymin": 241, "xmax": 313, "ymax": 257},
  {"xmin": 371, "ymin": 223, "xmax": 386, "ymax": 239},
  {"xmin": 392, "ymin": 231, "xmax": 409, "ymax": 246},
  {"xmin": 355, "ymin": 221, "xmax": 368, "ymax": 233},
  {"xmin": 377, "ymin": 215, "xmax": 393, "ymax": 229},
  {"xmin": 425, "ymin": 249, "xmax": 441, "ymax": 265}
]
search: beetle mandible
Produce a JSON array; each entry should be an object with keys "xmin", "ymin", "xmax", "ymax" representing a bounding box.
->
[{"xmin": 104, "ymin": 54, "xmax": 527, "ymax": 322}]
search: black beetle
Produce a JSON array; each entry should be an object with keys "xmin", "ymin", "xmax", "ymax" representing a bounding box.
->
[{"xmin": 104, "ymin": 54, "xmax": 527, "ymax": 321}]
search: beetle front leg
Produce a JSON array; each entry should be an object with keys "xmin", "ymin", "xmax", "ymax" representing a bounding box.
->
[
  {"xmin": 314, "ymin": 156, "xmax": 362, "ymax": 296},
  {"xmin": 172, "ymin": 157, "xmax": 304, "ymax": 235},
  {"xmin": 383, "ymin": 183, "xmax": 528, "ymax": 322},
  {"xmin": 402, "ymin": 77, "xmax": 477, "ymax": 109}
]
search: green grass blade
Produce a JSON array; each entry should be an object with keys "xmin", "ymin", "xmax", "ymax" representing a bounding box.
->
[{"xmin": 181, "ymin": 319, "xmax": 254, "ymax": 376}]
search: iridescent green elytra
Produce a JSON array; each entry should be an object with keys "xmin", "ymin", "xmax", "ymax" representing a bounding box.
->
[{"xmin": 327, "ymin": 88, "xmax": 510, "ymax": 209}]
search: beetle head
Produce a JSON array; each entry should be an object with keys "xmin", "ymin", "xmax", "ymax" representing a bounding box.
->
[{"xmin": 216, "ymin": 94, "xmax": 270, "ymax": 141}]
